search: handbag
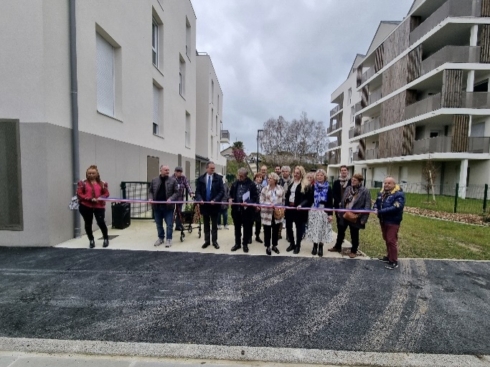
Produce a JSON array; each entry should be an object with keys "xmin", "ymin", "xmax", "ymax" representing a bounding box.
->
[
  {"xmin": 343, "ymin": 211, "xmax": 358, "ymax": 223},
  {"xmin": 273, "ymin": 207, "xmax": 285, "ymax": 220},
  {"xmin": 68, "ymin": 195, "xmax": 79, "ymax": 211}
]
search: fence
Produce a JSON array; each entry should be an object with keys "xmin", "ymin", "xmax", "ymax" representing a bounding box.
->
[
  {"xmin": 120, "ymin": 182, "xmax": 153, "ymax": 219},
  {"xmin": 367, "ymin": 181, "xmax": 489, "ymax": 215}
]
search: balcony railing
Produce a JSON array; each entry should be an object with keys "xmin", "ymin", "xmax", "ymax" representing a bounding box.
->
[
  {"xmin": 361, "ymin": 67, "xmax": 376, "ymax": 85},
  {"xmin": 413, "ymin": 136, "xmax": 490, "ymax": 154},
  {"xmin": 220, "ymin": 130, "xmax": 230, "ymax": 142},
  {"xmin": 328, "ymin": 141, "xmax": 339, "ymax": 150},
  {"xmin": 369, "ymin": 88, "xmax": 383, "ymax": 105},
  {"xmin": 410, "ymin": 0, "xmax": 482, "ymax": 45},
  {"xmin": 327, "ymin": 121, "xmax": 342, "ymax": 134},
  {"xmin": 328, "ymin": 153, "xmax": 341, "ymax": 165},
  {"xmin": 349, "ymin": 127, "xmax": 358, "ymax": 139},
  {"xmin": 354, "ymin": 101, "xmax": 363, "ymax": 113},
  {"xmin": 330, "ymin": 104, "xmax": 342, "ymax": 117},
  {"xmin": 366, "ymin": 148, "xmax": 379, "ymax": 160},
  {"xmin": 421, "ymin": 46, "xmax": 481, "ymax": 76},
  {"xmin": 464, "ymin": 92, "xmax": 490, "ymax": 109},
  {"xmin": 361, "ymin": 117, "xmax": 381, "ymax": 135},
  {"xmin": 404, "ymin": 93, "xmax": 442, "ymax": 120}
]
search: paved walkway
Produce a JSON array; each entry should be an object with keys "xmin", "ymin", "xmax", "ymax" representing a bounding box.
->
[{"xmin": 56, "ymin": 220, "xmax": 359, "ymax": 258}]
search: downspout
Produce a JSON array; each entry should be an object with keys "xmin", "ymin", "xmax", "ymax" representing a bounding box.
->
[{"xmin": 69, "ymin": 0, "xmax": 81, "ymax": 238}]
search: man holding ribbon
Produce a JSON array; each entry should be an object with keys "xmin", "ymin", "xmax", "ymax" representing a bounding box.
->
[{"xmin": 195, "ymin": 161, "xmax": 225, "ymax": 249}]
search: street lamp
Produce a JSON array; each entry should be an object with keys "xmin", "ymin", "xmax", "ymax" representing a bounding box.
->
[{"xmin": 257, "ymin": 129, "xmax": 263, "ymax": 173}]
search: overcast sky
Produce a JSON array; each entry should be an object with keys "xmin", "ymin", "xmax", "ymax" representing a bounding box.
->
[{"xmin": 192, "ymin": 0, "xmax": 414, "ymax": 154}]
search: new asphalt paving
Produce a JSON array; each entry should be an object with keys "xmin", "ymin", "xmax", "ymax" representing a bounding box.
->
[{"xmin": 0, "ymin": 246, "xmax": 489, "ymax": 361}]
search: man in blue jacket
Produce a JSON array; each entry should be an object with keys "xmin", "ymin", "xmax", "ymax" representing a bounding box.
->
[
  {"xmin": 374, "ymin": 176, "xmax": 405, "ymax": 270},
  {"xmin": 195, "ymin": 161, "xmax": 225, "ymax": 249}
]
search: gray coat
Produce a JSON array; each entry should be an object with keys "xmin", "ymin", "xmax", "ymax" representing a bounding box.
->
[
  {"xmin": 338, "ymin": 186, "xmax": 371, "ymax": 229},
  {"xmin": 149, "ymin": 175, "xmax": 179, "ymax": 210}
]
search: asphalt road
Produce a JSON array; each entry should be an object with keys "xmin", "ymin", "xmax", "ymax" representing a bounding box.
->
[{"xmin": 0, "ymin": 247, "xmax": 489, "ymax": 356}]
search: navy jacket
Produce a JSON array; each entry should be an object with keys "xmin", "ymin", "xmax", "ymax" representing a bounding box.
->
[
  {"xmin": 374, "ymin": 185, "xmax": 405, "ymax": 225},
  {"xmin": 229, "ymin": 177, "xmax": 259, "ymax": 215},
  {"xmin": 195, "ymin": 173, "xmax": 225, "ymax": 214}
]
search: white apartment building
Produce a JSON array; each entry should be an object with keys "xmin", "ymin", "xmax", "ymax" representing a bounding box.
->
[
  {"xmin": 196, "ymin": 53, "xmax": 229, "ymax": 175},
  {"xmin": 328, "ymin": 0, "xmax": 490, "ymax": 197},
  {"xmin": 0, "ymin": 0, "xmax": 226, "ymax": 246}
]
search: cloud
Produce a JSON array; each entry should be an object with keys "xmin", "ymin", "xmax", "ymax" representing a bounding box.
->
[{"xmin": 192, "ymin": 0, "xmax": 414, "ymax": 153}]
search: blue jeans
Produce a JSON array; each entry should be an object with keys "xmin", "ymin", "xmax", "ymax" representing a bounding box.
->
[
  {"xmin": 154, "ymin": 205, "xmax": 174, "ymax": 240},
  {"xmin": 217, "ymin": 207, "xmax": 228, "ymax": 226}
]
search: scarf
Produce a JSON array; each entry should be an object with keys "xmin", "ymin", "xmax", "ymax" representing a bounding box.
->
[
  {"xmin": 344, "ymin": 185, "xmax": 359, "ymax": 205},
  {"xmin": 313, "ymin": 181, "xmax": 329, "ymax": 208},
  {"xmin": 339, "ymin": 175, "xmax": 350, "ymax": 189}
]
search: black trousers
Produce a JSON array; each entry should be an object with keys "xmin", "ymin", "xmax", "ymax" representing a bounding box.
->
[
  {"xmin": 253, "ymin": 211, "xmax": 262, "ymax": 237},
  {"xmin": 335, "ymin": 221, "xmax": 360, "ymax": 253},
  {"xmin": 232, "ymin": 209, "xmax": 253, "ymax": 246},
  {"xmin": 79, "ymin": 205, "xmax": 108, "ymax": 241},
  {"xmin": 263, "ymin": 219, "xmax": 280, "ymax": 248},
  {"xmin": 285, "ymin": 211, "xmax": 306, "ymax": 247},
  {"xmin": 202, "ymin": 212, "xmax": 219, "ymax": 243}
]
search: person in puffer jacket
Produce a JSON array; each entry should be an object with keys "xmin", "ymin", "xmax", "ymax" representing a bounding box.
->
[{"xmin": 373, "ymin": 176, "xmax": 405, "ymax": 270}]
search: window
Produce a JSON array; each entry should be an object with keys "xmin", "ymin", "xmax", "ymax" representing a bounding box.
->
[
  {"xmin": 0, "ymin": 119, "xmax": 23, "ymax": 230},
  {"xmin": 351, "ymin": 107, "xmax": 355, "ymax": 123},
  {"xmin": 153, "ymin": 83, "xmax": 163, "ymax": 135},
  {"xmin": 211, "ymin": 136, "xmax": 214, "ymax": 158},
  {"xmin": 211, "ymin": 108, "xmax": 214, "ymax": 131},
  {"xmin": 211, "ymin": 80, "xmax": 214, "ymax": 104},
  {"xmin": 185, "ymin": 112, "xmax": 191, "ymax": 148},
  {"xmin": 349, "ymin": 148, "xmax": 353, "ymax": 164},
  {"xmin": 179, "ymin": 55, "xmax": 186, "ymax": 96},
  {"xmin": 216, "ymin": 116, "xmax": 218, "ymax": 136},
  {"xmin": 348, "ymin": 88, "xmax": 352, "ymax": 104},
  {"xmin": 217, "ymin": 94, "xmax": 220, "ymax": 112},
  {"xmin": 152, "ymin": 19, "xmax": 159, "ymax": 66},
  {"xmin": 96, "ymin": 32, "xmax": 115, "ymax": 116},
  {"xmin": 186, "ymin": 17, "xmax": 191, "ymax": 58},
  {"xmin": 430, "ymin": 131, "xmax": 439, "ymax": 138}
]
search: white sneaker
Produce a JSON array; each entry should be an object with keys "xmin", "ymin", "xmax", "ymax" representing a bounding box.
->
[
  {"xmin": 154, "ymin": 238, "xmax": 164, "ymax": 247},
  {"xmin": 217, "ymin": 225, "xmax": 223, "ymax": 230},
  {"xmin": 165, "ymin": 239, "xmax": 172, "ymax": 248},
  {"xmin": 224, "ymin": 225, "xmax": 229, "ymax": 230}
]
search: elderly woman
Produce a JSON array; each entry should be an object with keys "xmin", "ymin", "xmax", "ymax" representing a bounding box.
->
[
  {"xmin": 329, "ymin": 173, "xmax": 371, "ymax": 258},
  {"xmin": 285, "ymin": 166, "xmax": 313, "ymax": 254},
  {"xmin": 307, "ymin": 169, "xmax": 333, "ymax": 257},
  {"xmin": 260, "ymin": 172, "xmax": 285, "ymax": 255}
]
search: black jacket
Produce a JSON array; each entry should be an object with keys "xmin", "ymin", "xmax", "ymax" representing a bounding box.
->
[
  {"xmin": 285, "ymin": 182, "xmax": 313, "ymax": 223},
  {"xmin": 333, "ymin": 178, "xmax": 351, "ymax": 209},
  {"xmin": 229, "ymin": 177, "xmax": 259, "ymax": 215},
  {"xmin": 195, "ymin": 173, "xmax": 225, "ymax": 214}
]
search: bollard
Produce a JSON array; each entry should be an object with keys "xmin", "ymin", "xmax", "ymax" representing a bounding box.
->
[
  {"xmin": 454, "ymin": 183, "xmax": 459, "ymax": 213},
  {"xmin": 484, "ymin": 184, "xmax": 488, "ymax": 214}
]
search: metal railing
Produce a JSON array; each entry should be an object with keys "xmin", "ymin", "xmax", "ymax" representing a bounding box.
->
[
  {"xmin": 421, "ymin": 46, "xmax": 481, "ymax": 76},
  {"xmin": 404, "ymin": 93, "xmax": 442, "ymax": 120},
  {"xmin": 328, "ymin": 140, "xmax": 339, "ymax": 149},
  {"xmin": 330, "ymin": 104, "xmax": 342, "ymax": 116},
  {"xmin": 413, "ymin": 136, "xmax": 452, "ymax": 155},
  {"xmin": 464, "ymin": 92, "xmax": 490, "ymax": 109},
  {"xmin": 361, "ymin": 67, "xmax": 376, "ymax": 85},
  {"xmin": 365, "ymin": 148, "xmax": 379, "ymax": 160},
  {"xmin": 361, "ymin": 117, "xmax": 381, "ymax": 135},
  {"xmin": 220, "ymin": 130, "xmax": 230, "ymax": 141},
  {"xmin": 369, "ymin": 88, "xmax": 383, "ymax": 105},
  {"xmin": 468, "ymin": 137, "xmax": 490, "ymax": 153},
  {"xmin": 120, "ymin": 182, "xmax": 153, "ymax": 219},
  {"xmin": 410, "ymin": 0, "xmax": 482, "ymax": 45}
]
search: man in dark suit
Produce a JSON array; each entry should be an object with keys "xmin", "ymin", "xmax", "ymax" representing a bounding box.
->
[
  {"xmin": 195, "ymin": 161, "xmax": 225, "ymax": 249},
  {"xmin": 329, "ymin": 165, "xmax": 352, "ymax": 253}
]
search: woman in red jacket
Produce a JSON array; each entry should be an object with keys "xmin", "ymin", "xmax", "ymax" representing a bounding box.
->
[{"xmin": 77, "ymin": 165, "xmax": 110, "ymax": 248}]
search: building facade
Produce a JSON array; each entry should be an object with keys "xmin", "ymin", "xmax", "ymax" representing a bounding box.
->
[
  {"xmin": 0, "ymin": 0, "xmax": 227, "ymax": 246},
  {"xmin": 329, "ymin": 0, "xmax": 490, "ymax": 198}
]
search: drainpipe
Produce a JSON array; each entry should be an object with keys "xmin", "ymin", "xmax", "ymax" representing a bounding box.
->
[{"xmin": 69, "ymin": 0, "xmax": 81, "ymax": 238}]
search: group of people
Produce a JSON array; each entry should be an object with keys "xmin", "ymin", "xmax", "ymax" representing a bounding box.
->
[{"xmin": 76, "ymin": 162, "xmax": 405, "ymax": 270}]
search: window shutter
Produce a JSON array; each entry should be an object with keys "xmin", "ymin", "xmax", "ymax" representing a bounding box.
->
[{"xmin": 96, "ymin": 33, "xmax": 115, "ymax": 116}]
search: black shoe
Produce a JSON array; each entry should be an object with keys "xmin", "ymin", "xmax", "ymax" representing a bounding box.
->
[
  {"xmin": 213, "ymin": 242, "xmax": 220, "ymax": 249},
  {"xmin": 255, "ymin": 237, "xmax": 263, "ymax": 243},
  {"xmin": 318, "ymin": 243, "xmax": 324, "ymax": 257},
  {"xmin": 175, "ymin": 226, "xmax": 184, "ymax": 231},
  {"xmin": 378, "ymin": 256, "xmax": 390, "ymax": 263},
  {"xmin": 89, "ymin": 240, "xmax": 95, "ymax": 249},
  {"xmin": 266, "ymin": 247, "xmax": 272, "ymax": 256},
  {"xmin": 286, "ymin": 244, "xmax": 295, "ymax": 252},
  {"xmin": 231, "ymin": 244, "xmax": 241, "ymax": 252},
  {"xmin": 243, "ymin": 245, "xmax": 249, "ymax": 253},
  {"xmin": 293, "ymin": 246, "xmax": 300, "ymax": 254},
  {"xmin": 312, "ymin": 243, "xmax": 318, "ymax": 256},
  {"xmin": 248, "ymin": 238, "xmax": 252, "ymax": 244},
  {"xmin": 103, "ymin": 239, "xmax": 109, "ymax": 248},
  {"xmin": 272, "ymin": 246, "xmax": 280, "ymax": 254},
  {"xmin": 385, "ymin": 261, "xmax": 399, "ymax": 270},
  {"xmin": 202, "ymin": 242, "xmax": 211, "ymax": 249}
]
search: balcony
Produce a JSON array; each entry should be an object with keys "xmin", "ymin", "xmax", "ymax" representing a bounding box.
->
[
  {"xmin": 328, "ymin": 153, "xmax": 341, "ymax": 165},
  {"xmin": 413, "ymin": 136, "xmax": 490, "ymax": 154},
  {"xmin": 330, "ymin": 104, "xmax": 343, "ymax": 117},
  {"xmin": 349, "ymin": 127, "xmax": 358, "ymax": 139},
  {"xmin": 421, "ymin": 46, "xmax": 481, "ymax": 76},
  {"xmin": 369, "ymin": 88, "xmax": 383, "ymax": 105},
  {"xmin": 361, "ymin": 117, "xmax": 381, "ymax": 135},
  {"xmin": 328, "ymin": 140, "xmax": 339, "ymax": 150},
  {"xmin": 353, "ymin": 148, "xmax": 378, "ymax": 162},
  {"xmin": 220, "ymin": 130, "xmax": 230, "ymax": 144},
  {"xmin": 464, "ymin": 92, "xmax": 490, "ymax": 109},
  {"xmin": 410, "ymin": 0, "xmax": 482, "ymax": 45},
  {"xmin": 327, "ymin": 121, "xmax": 342, "ymax": 134},
  {"xmin": 354, "ymin": 101, "xmax": 363, "ymax": 113},
  {"xmin": 361, "ymin": 67, "xmax": 376, "ymax": 85},
  {"xmin": 404, "ymin": 93, "xmax": 442, "ymax": 120}
]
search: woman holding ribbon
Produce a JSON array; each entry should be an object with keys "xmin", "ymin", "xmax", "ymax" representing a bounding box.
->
[
  {"xmin": 332, "ymin": 173, "xmax": 371, "ymax": 258},
  {"xmin": 259, "ymin": 172, "xmax": 284, "ymax": 256},
  {"xmin": 77, "ymin": 165, "xmax": 110, "ymax": 248},
  {"xmin": 306, "ymin": 169, "xmax": 333, "ymax": 257}
]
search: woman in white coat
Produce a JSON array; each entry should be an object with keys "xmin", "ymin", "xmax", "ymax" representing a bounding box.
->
[{"xmin": 260, "ymin": 173, "xmax": 285, "ymax": 256}]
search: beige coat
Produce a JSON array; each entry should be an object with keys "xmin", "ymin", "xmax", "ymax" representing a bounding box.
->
[{"xmin": 260, "ymin": 185, "xmax": 285, "ymax": 226}]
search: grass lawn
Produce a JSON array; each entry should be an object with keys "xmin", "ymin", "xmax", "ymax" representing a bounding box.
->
[{"xmin": 337, "ymin": 213, "xmax": 490, "ymax": 261}]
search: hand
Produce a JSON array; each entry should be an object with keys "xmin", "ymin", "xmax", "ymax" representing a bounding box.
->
[
  {"xmin": 327, "ymin": 216, "xmax": 333, "ymax": 223},
  {"xmin": 167, "ymin": 199, "xmax": 172, "ymax": 202},
  {"xmin": 210, "ymin": 200, "xmax": 215, "ymax": 204},
  {"xmin": 91, "ymin": 198, "xmax": 98, "ymax": 202},
  {"xmin": 297, "ymin": 205, "xmax": 301, "ymax": 209}
]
